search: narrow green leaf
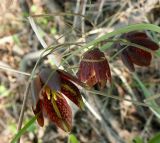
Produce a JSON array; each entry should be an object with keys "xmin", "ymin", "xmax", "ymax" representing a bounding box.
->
[
  {"xmin": 132, "ymin": 136, "xmax": 143, "ymax": 143},
  {"xmin": 94, "ymin": 23, "xmax": 160, "ymax": 52},
  {"xmin": 155, "ymin": 49, "xmax": 160, "ymax": 57},
  {"xmin": 68, "ymin": 134, "xmax": 79, "ymax": 143},
  {"xmin": 0, "ymin": 85, "xmax": 10, "ymax": 97},
  {"xmin": 11, "ymin": 116, "xmax": 37, "ymax": 143},
  {"xmin": 65, "ymin": 23, "xmax": 160, "ymax": 62},
  {"xmin": 149, "ymin": 132, "xmax": 160, "ymax": 143},
  {"xmin": 12, "ymin": 35, "xmax": 20, "ymax": 45},
  {"xmin": 132, "ymin": 73, "xmax": 160, "ymax": 118}
]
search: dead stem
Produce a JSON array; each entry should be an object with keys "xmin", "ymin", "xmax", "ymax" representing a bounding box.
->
[
  {"xmin": 86, "ymin": 89, "xmax": 149, "ymax": 107},
  {"xmin": 73, "ymin": 0, "xmax": 81, "ymax": 29},
  {"xmin": 17, "ymin": 80, "xmax": 31, "ymax": 143},
  {"xmin": 140, "ymin": 113, "xmax": 154, "ymax": 137},
  {"xmin": 0, "ymin": 65, "xmax": 30, "ymax": 76},
  {"xmin": 81, "ymin": 0, "xmax": 87, "ymax": 42},
  {"xmin": 94, "ymin": 0, "xmax": 105, "ymax": 25}
]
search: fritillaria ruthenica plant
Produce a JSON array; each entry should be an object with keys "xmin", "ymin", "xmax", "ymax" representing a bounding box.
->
[
  {"xmin": 117, "ymin": 32, "xmax": 159, "ymax": 72},
  {"xmin": 32, "ymin": 67, "xmax": 84, "ymax": 132},
  {"xmin": 77, "ymin": 48, "xmax": 111, "ymax": 89},
  {"xmin": 32, "ymin": 31, "xmax": 159, "ymax": 132}
]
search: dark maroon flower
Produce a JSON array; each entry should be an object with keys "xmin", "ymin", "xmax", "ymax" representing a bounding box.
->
[
  {"xmin": 32, "ymin": 68, "xmax": 84, "ymax": 132},
  {"xmin": 77, "ymin": 48, "xmax": 111, "ymax": 89},
  {"xmin": 117, "ymin": 32, "xmax": 159, "ymax": 71}
]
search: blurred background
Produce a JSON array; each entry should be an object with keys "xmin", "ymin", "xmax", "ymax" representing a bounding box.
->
[{"xmin": 0, "ymin": 0, "xmax": 160, "ymax": 143}]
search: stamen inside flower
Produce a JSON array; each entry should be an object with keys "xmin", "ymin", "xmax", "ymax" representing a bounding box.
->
[
  {"xmin": 51, "ymin": 92, "xmax": 62, "ymax": 119},
  {"xmin": 52, "ymin": 91, "xmax": 58, "ymax": 101},
  {"xmin": 45, "ymin": 86, "xmax": 51, "ymax": 100},
  {"xmin": 33, "ymin": 68, "xmax": 84, "ymax": 132}
]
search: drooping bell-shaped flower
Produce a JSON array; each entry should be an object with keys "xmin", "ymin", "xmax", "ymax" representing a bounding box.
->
[
  {"xmin": 32, "ymin": 67, "xmax": 84, "ymax": 132},
  {"xmin": 77, "ymin": 48, "xmax": 111, "ymax": 89},
  {"xmin": 117, "ymin": 32, "xmax": 159, "ymax": 71}
]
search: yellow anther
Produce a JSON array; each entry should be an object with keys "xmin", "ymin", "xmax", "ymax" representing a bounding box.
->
[
  {"xmin": 45, "ymin": 87, "xmax": 51, "ymax": 100},
  {"xmin": 52, "ymin": 90, "xmax": 57, "ymax": 101}
]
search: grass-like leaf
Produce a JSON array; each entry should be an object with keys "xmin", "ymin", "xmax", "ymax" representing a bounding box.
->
[
  {"xmin": 148, "ymin": 132, "xmax": 160, "ymax": 143},
  {"xmin": 133, "ymin": 136, "xmax": 143, "ymax": 143},
  {"xmin": 65, "ymin": 23, "xmax": 160, "ymax": 63},
  {"xmin": 11, "ymin": 115, "xmax": 37, "ymax": 143},
  {"xmin": 68, "ymin": 134, "xmax": 79, "ymax": 143},
  {"xmin": 132, "ymin": 73, "xmax": 160, "ymax": 118},
  {"xmin": 155, "ymin": 49, "xmax": 160, "ymax": 57}
]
